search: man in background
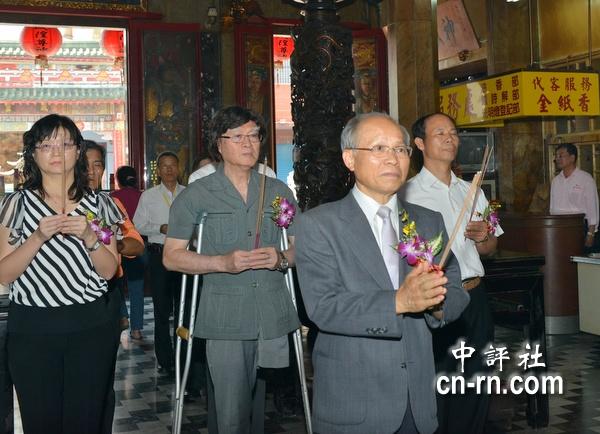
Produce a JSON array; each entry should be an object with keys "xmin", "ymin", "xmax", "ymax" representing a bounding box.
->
[
  {"xmin": 134, "ymin": 151, "xmax": 185, "ymax": 375},
  {"xmin": 85, "ymin": 140, "xmax": 145, "ymax": 433},
  {"xmin": 401, "ymin": 112, "xmax": 502, "ymax": 434},
  {"xmin": 188, "ymin": 152, "xmax": 276, "ymax": 184},
  {"xmin": 550, "ymin": 143, "xmax": 599, "ymax": 252}
]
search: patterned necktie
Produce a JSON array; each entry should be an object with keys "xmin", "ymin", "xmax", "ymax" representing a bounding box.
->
[{"xmin": 377, "ymin": 206, "xmax": 400, "ymax": 289}]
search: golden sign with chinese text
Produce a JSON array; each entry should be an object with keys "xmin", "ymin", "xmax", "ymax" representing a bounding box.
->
[{"xmin": 440, "ymin": 71, "xmax": 600, "ymax": 126}]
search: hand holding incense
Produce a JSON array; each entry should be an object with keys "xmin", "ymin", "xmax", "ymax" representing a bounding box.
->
[{"xmin": 438, "ymin": 171, "xmax": 482, "ymax": 269}]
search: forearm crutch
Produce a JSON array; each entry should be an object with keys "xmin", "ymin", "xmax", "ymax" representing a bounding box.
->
[
  {"xmin": 172, "ymin": 211, "xmax": 208, "ymax": 434},
  {"xmin": 280, "ymin": 227, "xmax": 313, "ymax": 434}
]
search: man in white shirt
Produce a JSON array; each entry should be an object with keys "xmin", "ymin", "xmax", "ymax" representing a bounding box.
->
[
  {"xmin": 550, "ymin": 143, "xmax": 599, "ymax": 251},
  {"xmin": 133, "ymin": 151, "xmax": 185, "ymax": 375},
  {"xmin": 400, "ymin": 112, "xmax": 503, "ymax": 434}
]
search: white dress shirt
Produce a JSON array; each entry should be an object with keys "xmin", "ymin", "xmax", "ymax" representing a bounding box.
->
[
  {"xmin": 188, "ymin": 163, "xmax": 276, "ymax": 184},
  {"xmin": 550, "ymin": 167, "xmax": 599, "ymax": 230},
  {"xmin": 400, "ymin": 167, "xmax": 503, "ymax": 280},
  {"xmin": 352, "ymin": 186, "xmax": 400, "ymax": 255},
  {"xmin": 133, "ymin": 182, "xmax": 185, "ymax": 245}
]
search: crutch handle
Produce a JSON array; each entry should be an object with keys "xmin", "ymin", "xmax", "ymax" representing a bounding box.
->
[{"xmin": 176, "ymin": 326, "xmax": 190, "ymax": 341}]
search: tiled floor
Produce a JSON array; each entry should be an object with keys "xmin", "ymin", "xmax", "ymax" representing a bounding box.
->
[
  {"xmin": 12, "ymin": 298, "xmax": 600, "ymax": 433},
  {"xmin": 498, "ymin": 331, "xmax": 600, "ymax": 434},
  {"xmin": 108, "ymin": 299, "xmax": 308, "ymax": 434}
]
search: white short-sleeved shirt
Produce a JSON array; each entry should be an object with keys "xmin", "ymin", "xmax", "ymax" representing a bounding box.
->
[
  {"xmin": 400, "ymin": 167, "xmax": 503, "ymax": 280},
  {"xmin": 133, "ymin": 182, "xmax": 185, "ymax": 245}
]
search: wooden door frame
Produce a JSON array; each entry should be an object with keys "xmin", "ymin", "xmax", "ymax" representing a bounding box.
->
[{"xmin": 128, "ymin": 21, "xmax": 202, "ymax": 187}]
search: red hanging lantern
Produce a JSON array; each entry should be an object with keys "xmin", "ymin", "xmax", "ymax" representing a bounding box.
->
[
  {"xmin": 101, "ymin": 30, "xmax": 125, "ymax": 68},
  {"xmin": 20, "ymin": 27, "xmax": 63, "ymax": 69},
  {"xmin": 273, "ymin": 36, "xmax": 294, "ymax": 61}
]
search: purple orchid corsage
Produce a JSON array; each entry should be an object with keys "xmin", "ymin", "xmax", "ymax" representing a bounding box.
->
[
  {"xmin": 475, "ymin": 200, "xmax": 501, "ymax": 234},
  {"xmin": 86, "ymin": 210, "xmax": 114, "ymax": 244},
  {"xmin": 396, "ymin": 209, "xmax": 443, "ymax": 268},
  {"xmin": 271, "ymin": 196, "xmax": 296, "ymax": 229}
]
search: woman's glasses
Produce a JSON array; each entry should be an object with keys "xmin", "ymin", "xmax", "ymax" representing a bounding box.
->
[{"xmin": 35, "ymin": 142, "xmax": 78, "ymax": 153}]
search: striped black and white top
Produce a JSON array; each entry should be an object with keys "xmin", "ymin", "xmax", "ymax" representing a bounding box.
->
[{"xmin": 0, "ymin": 189, "xmax": 123, "ymax": 307}]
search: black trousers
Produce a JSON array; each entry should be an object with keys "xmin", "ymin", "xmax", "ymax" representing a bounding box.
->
[
  {"xmin": 101, "ymin": 281, "xmax": 128, "ymax": 433},
  {"xmin": 148, "ymin": 246, "xmax": 181, "ymax": 369},
  {"xmin": 434, "ymin": 281, "xmax": 494, "ymax": 434},
  {"xmin": 584, "ymin": 221, "xmax": 599, "ymax": 254},
  {"xmin": 8, "ymin": 320, "xmax": 115, "ymax": 434},
  {"xmin": 0, "ymin": 317, "xmax": 11, "ymax": 434}
]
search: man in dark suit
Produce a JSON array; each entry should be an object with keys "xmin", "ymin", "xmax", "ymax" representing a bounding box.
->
[{"xmin": 295, "ymin": 112, "xmax": 469, "ymax": 434}]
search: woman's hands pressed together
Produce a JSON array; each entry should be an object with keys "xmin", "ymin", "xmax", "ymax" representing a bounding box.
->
[
  {"xmin": 34, "ymin": 214, "xmax": 100, "ymax": 249},
  {"xmin": 34, "ymin": 215, "xmax": 68, "ymax": 242},
  {"xmin": 60, "ymin": 215, "xmax": 99, "ymax": 247}
]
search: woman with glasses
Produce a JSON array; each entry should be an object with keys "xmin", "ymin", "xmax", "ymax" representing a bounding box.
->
[
  {"xmin": 163, "ymin": 106, "xmax": 300, "ymax": 433},
  {"xmin": 0, "ymin": 114, "xmax": 123, "ymax": 433}
]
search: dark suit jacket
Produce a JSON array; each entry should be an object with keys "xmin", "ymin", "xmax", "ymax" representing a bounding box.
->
[{"xmin": 295, "ymin": 193, "xmax": 469, "ymax": 434}]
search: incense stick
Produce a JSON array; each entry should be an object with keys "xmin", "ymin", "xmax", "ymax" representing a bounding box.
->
[
  {"xmin": 97, "ymin": 170, "xmax": 102, "ymax": 193},
  {"xmin": 61, "ymin": 143, "xmax": 66, "ymax": 214},
  {"xmin": 254, "ymin": 156, "xmax": 268, "ymax": 249},
  {"xmin": 438, "ymin": 171, "xmax": 482, "ymax": 269},
  {"xmin": 467, "ymin": 145, "xmax": 492, "ymax": 223}
]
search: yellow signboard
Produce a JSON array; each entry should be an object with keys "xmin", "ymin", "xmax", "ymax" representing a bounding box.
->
[{"xmin": 440, "ymin": 71, "xmax": 600, "ymax": 126}]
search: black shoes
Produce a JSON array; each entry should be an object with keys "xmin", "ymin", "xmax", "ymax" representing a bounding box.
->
[{"xmin": 157, "ymin": 365, "xmax": 175, "ymax": 378}]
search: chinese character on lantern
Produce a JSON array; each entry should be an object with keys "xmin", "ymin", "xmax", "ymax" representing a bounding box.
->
[{"xmin": 20, "ymin": 26, "xmax": 63, "ymax": 69}]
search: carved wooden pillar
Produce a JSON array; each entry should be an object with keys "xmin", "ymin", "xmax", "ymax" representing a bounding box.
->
[{"xmin": 287, "ymin": 0, "xmax": 355, "ymax": 211}]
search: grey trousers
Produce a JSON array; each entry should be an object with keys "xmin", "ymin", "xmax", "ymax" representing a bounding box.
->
[{"xmin": 206, "ymin": 339, "xmax": 262, "ymax": 434}]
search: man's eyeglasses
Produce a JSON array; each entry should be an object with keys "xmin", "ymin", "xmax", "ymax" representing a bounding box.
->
[
  {"xmin": 220, "ymin": 133, "xmax": 261, "ymax": 144},
  {"xmin": 353, "ymin": 145, "xmax": 413, "ymax": 158},
  {"xmin": 35, "ymin": 143, "xmax": 78, "ymax": 153}
]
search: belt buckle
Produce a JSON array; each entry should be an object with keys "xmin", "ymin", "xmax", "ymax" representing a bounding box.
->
[{"xmin": 462, "ymin": 277, "xmax": 480, "ymax": 290}]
